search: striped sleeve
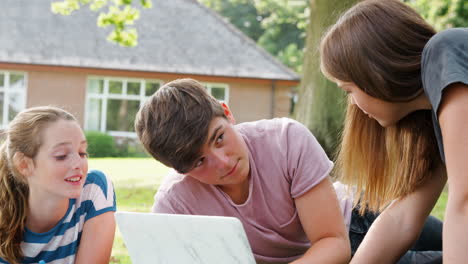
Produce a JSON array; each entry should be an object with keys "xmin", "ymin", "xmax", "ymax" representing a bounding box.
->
[{"xmin": 82, "ymin": 170, "xmax": 116, "ymax": 221}]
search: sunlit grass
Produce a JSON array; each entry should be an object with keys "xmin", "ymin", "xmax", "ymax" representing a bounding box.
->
[
  {"xmin": 432, "ymin": 190, "xmax": 447, "ymax": 220},
  {"xmin": 88, "ymin": 158, "xmax": 168, "ymax": 189},
  {"xmin": 88, "ymin": 158, "xmax": 169, "ymax": 264}
]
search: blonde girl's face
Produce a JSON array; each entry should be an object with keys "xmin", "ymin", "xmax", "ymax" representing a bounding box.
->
[
  {"xmin": 26, "ymin": 119, "xmax": 88, "ymax": 200},
  {"xmin": 336, "ymin": 81, "xmax": 407, "ymax": 127}
]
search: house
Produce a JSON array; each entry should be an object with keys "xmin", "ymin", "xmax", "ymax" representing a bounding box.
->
[{"xmin": 0, "ymin": 0, "xmax": 299, "ymax": 138}]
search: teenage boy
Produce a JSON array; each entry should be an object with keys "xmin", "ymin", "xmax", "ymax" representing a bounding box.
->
[{"xmin": 135, "ymin": 78, "xmax": 351, "ymax": 264}]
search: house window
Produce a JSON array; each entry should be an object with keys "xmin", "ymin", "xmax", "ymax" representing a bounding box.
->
[
  {"xmin": 85, "ymin": 77, "xmax": 161, "ymax": 137},
  {"xmin": 0, "ymin": 71, "xmax": 27, "ymax": 128},
  {"xmin": 205, "ymin": 83, "xmax": 229, "ymax": 103}
]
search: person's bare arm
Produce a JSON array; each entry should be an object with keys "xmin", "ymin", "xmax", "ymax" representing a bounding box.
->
[
  {"xmin": 350, "ymin": 166, "xmax": 446, "ymax": 264},
  {"xmin": 291, "ymin": 177, "xmax": 350, "ymax": 264},
  {"xmin": 438, "ymin": 82, "xmax": 468, "ymax": 263},
  {"xmin": 75, "ymin": 211, "xmax": 116, "ymax": 264}
]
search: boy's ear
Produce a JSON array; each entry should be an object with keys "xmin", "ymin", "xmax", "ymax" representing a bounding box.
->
[
  {"xmin": 13, "ymin": 152, "xmax": 34, "ymax": 177},
  {"xmin": 221, "ymin": 102, "xmax": 236, "ymax": 124}
]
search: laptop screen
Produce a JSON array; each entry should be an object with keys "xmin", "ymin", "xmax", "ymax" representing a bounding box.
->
[{"xmin": 116, "ymin": 212, "xmax": 256, "ymax": 264}]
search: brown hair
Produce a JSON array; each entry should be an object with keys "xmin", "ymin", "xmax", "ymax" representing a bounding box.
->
[
  {"xmin": 0, "ymin": 106, "xmax": 76, "ymax": 263},
  {"xmin": 320, "ymin": 0, "xmax": 441, "ymax": 212},
  {"xmin": 135, "ymin": 78, "xmax": 225, "ymax": 173}
]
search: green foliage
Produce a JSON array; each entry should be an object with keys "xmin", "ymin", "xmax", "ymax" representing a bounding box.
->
[
  {"xmin": 406, "ymin": 0, "xmax": 468, "ymax": 30},
  {"xmin": 114, "ymin": 137, "xmax": 150, "ymax": 157},
  {"xmin": 200, "ymin": 0, "xmax": 307, "ymax": 73},
  {"xmin": 255, "ymin": 0, "xmax": 308, "ymax": 72},
  {"xmin": 85, "ymin": 132, "xmax": 149, "ymax": 157},
  {"xmin": 85, "ymin": 131, "xmax": 118, "ymax": 157},
  {"xmin": 203, "ymin": 0, "xmax": 264, "ymax": 41},
  {"xmin": 51, "ymin": 0, "xmax": 153, "ymax": 47},
  {"xmin": 277, "ymin": 43, "xmax": 303, "ymax": 73},
  {"xmin": 97, "ymin": 5, "xmax": 140, "ymax": 46}
]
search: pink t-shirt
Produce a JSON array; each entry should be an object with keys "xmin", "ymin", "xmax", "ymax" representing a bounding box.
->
[{"xmin": 152, "ymin": 118, "xmax": 351, "ymax": 263}]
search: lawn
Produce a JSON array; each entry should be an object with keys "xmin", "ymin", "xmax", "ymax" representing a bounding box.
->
[
  {"xmin": 90, "ymin": 157, "xmax": 448, "ymax": 263},
  {"xmin": 88, "ymin": 158, "xmax": 170, "ymax": 264}
]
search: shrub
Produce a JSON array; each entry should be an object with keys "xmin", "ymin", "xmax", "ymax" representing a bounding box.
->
[
  {"xmin": 85, "ymin": 131, "xmax": 118, "ymax": 157},
  {"xmin": 114, "ymin": 136, "xmax": 149, "ymax": 158}
]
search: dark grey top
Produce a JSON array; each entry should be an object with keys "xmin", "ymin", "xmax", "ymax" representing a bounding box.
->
[{"xmin": 421, "ymin": 28, "xmax": 468, "ymax": 161}]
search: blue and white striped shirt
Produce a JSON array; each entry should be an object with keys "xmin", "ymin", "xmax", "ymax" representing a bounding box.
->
[{"xmin": 0, "ymin": 170, "xmax": 116, "ymax": 264}]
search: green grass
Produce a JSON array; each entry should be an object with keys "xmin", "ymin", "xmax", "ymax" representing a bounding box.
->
[
  {"xmin": 88, "ymin": 158, "xmax": 169, "ymax": 264},
  {"xmin": 110, "ymin": 187, "xmax": 158, "ymax": 263},
  {"xmin": 90, "ymin": 157, "xmax": 449, "ymax": 263},
  {"xmin": 89, "ymin": 158, "xmax": 168, "ymax": 189},
  {"xmin": 115, "ymin": 186, "xmax": 158, "ymax": 212},
  {"xmin": 432, "ymin": 190, "xmax": 448, "ymax": 220}
]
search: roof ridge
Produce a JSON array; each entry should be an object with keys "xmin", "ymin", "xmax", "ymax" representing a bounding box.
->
[
  {"xmin": 190, "ymin": 0, "xmax": 299, "ymax": 80},
  {"xmin": 2, "ymin": 0, "xmax": 300, "ymax": 81}
]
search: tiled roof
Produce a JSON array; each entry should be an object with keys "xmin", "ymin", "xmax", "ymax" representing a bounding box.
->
[{"xmin": 0, "ymin": 0, "xmax": 299, "ymax": 81}]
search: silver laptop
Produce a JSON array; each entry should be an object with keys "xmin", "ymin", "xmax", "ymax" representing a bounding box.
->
[{"xmin": 115, "ymin": 212, "xmax": 256, "ymax": 264}]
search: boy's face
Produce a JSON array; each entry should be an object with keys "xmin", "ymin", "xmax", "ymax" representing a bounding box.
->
[{"xmin": 185, "ymin": 110, "xmax": 250, "ymax": 194}]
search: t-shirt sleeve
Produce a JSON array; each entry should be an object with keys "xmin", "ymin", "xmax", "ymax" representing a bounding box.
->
[
  {"xmin": 285, "ymin": 120, "xmax": 334, "ymax": 198},
  {"xmin": 83, "ymin": 170, "xmax": 117, "ymax": 221},
  {"xmin": 151, "ymin": 190, "xmax": 186, "ymax": 214},
  {"xmin": 151, "ymin": 170, "xmax": 188, "ymax": 214},
  {"xmin": 422, "ymin": 28, "xmax": 468, "ymax": 117}
]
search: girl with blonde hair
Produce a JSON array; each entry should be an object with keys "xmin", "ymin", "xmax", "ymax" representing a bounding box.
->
[
  {"xmin": 320, "ymin": 0, "xmax": 468, "ymax": 263},
  {"xmin": 0, "ymin": 106, "xmax": 116, "ymax": 264}
]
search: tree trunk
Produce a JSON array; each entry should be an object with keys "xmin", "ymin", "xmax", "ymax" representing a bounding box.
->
[{"xmin": 294, "ymin": 0, "xmax": 358, "ymax": 158}]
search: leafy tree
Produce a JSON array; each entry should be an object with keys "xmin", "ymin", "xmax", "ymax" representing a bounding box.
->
[
  {"xmin": 406, "ymin": 0, "xmax": 468, "ymax": 30},
  {"xmin": 51, "ymin": 0, "xmax": 153, "ymax": 47},
  {"xmin": 293, "ymin": 0, "xmax": 358, "ymax": 157},
  {"xmin": 202, "ymin": 0, "xmax": 265, "ymax": 41},
  {"xmin": 255, "ymin": 0, "xmax": 308, "ymax": 73},
  {"xmin": 200, "ymin": 0, "xmax": 307, "ymax": 73}
]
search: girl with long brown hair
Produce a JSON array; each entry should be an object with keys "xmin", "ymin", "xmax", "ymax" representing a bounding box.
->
[
  {"xmin": 0, "ymin": 106, "xmax": 116, "ymax": 264},
  {"xmin": 320, "ymin": 0, "xmax": 468, "ymax": 263}
]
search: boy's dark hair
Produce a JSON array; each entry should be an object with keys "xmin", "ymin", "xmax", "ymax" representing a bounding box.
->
[{"xmin": 135, "ymin": 78, "xmax": 225, "ymax": 173}]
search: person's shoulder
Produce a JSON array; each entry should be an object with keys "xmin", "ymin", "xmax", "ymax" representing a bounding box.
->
[
  {"xmin": 82, "ymin": 169, "xmax": 115, "ymax": 202},
  {"xmin": 154, "ymin": 170, "xmax": 213, "ymax": 213},
  {"xmin": 432, "ymin": 28, "xmax": 468, "ymax": 42},
  {"xmin": 424, "ymin": 28, "xmax": 468, "ymax": 53},
  {"xmin": 78, "ymin": 170, "xmax": 116, "ymax": 215},
  {"xmin": 85, "ymin": 169, "xmax": 111, "ymax": 189},
  {"xmin": 267, "ymin": 117, "xmax": 311, "ymax": 137},
  {"xmin": 422, "ymin": 28, "xmax": 468, "ymax": 96},
  {"xmin": 157, "ymin": 169, "xmax": 202, "ymax": 194},
  {"xmin": 237, "ymin": 117, "xmax": 306, "ymax": 136}
]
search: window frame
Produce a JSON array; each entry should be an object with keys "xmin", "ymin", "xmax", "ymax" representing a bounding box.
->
[
  {"xmin": 204, "ymin": 82, "xmax": 230, "ymax": 104},
  {"xmin": 84, "ymin": 76, "xmax": 163, "ymax": 138},
  {"xmin": 0, "ymin": 70, "xmax": 28, "ymax": 128},
  {"xmin": 85, "ymin": 77, "xmax": 230, "ymax": 138}
]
